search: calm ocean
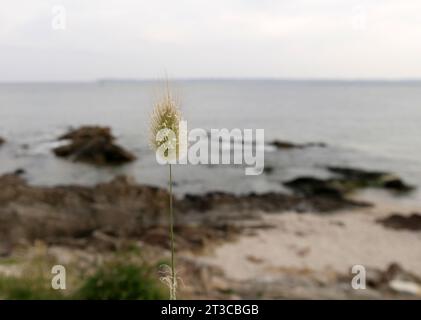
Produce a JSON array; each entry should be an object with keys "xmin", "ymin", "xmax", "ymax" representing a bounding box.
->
[{"xmin": 0, "ymin": 80, "xmax": 420, "ymax": 203}]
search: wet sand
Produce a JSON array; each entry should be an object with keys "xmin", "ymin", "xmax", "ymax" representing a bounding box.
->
[
  {"xmin": 205, "ymin": 208, "xmax": 421, "ymax": 281},
  {"xmin": 197, "ymin": 192, "xmax": 421, "ymax": 298}
]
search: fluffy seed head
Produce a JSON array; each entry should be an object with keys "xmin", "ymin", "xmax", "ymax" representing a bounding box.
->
[{"xmin": 150, "ymin": 89, "xmax": 182, "ymax": 159}]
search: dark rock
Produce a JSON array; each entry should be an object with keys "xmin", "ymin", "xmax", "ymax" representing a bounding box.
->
[
  {"xmin": 283, "ymin": 177, "xmax": 344, "ymax": 199},
  {"xmin": 264, "ymin": 166, "xmax": 274, "ymax": 174},
  {"xmin": 270, "ymin": 140, "xmax": 299, "ymax": 149},
  {"xmin": 365, "ymin": 263, "xmax": 421, "ymax": 294},
  {"xmin": 270, "ymin": 140, "xmax": 326, "ymax": 149},
  {"xmin": 284, "ymin": 168, "xmax": 414, "ymax": 208},
  {"xmin": 0, "ymin": 174, "xmax": 244, "ymax": 252},
  {"xmin": 53, "ymin": 126, "xmax": 136, "ymax": 166},
  {"xmin": 383, "ymin": 179, "xmax": 414, "ymax": 192},
  {"xmin": 327, "ymin": 166, "xmax": 414, "ymax": 193},
  {"xmin": 58, "ymin": 126, "xmax": 113, "ymax": 141},
  {"xmin": 283, "ymin": 176, "xmax": 375, "ymax": 210},
  {"xmin": 13, "ymin": 168, "xmax": 25, "ymax": 176},
  {"xmin": 377, "ymin": 213, "xmax": 421, "ymax": 231},
  {"xmin": 181, "ymin": 188, "xmax": 369, "ymax": 214},
  {"xmin": 0, "ymin": 137, "xmax": 4, "ymax": 146},
  {"xmin": 327, "ymin": 166, "xmax": 387, "ymax": 181}
]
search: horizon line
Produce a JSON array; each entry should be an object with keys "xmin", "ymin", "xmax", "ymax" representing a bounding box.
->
[{"xmin": 1, "ymin": 77, "xmax": 421, "ymax": 84}]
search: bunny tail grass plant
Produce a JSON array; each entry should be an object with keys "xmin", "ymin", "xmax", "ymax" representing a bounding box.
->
[{"xmin": 150, "ymin": 86, "xmax": 182, "ymax": 300}]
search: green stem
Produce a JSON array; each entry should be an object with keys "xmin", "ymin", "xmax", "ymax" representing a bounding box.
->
[{"xmin": 169, "ymin": 163, "xmax": 176, "ymax": 300}]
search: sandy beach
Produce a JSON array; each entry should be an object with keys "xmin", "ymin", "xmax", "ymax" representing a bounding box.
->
[{"xmin": 206, "ymin": 209, "xmax": 421, "ymax": 279}]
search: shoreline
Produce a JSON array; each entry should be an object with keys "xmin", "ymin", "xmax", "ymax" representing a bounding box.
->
[
  {"xmin": 0, "ymin": 170, "xmax": 420, "ymax": 298},
  {"xmin": 204, "ymin": 207, "xmax": 421, "ymax": 280}
]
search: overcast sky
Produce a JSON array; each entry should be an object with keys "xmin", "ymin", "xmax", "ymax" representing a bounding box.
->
[{"xmin": 1, "ymin": 0, "xmax": 420, "ymax": 82}]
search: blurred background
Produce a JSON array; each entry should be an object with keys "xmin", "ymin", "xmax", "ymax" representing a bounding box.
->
[{"xmin": 0, "ymin": 1, "xmax": 420, "ymax": 299}]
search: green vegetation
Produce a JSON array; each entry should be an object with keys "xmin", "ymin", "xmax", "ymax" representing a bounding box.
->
[
  {"xmin": 75, "ymin": 262, "xmax": 166, "ymax": 300},
  {"xmin": 0, "ymin": 274, "xmax": 64, "ymax": 300},
  {"xmin": 0, "ymin": 258, "xmax": 166, "ymax": 300}
]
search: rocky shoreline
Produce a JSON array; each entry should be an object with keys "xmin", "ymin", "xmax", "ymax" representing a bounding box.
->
[
  {"xmin": 0, "ymin": 170, "xmax": 374, "ymax": 255},
  {"xmin": 0, "ymin": 127, "xmax": 420, "ymax": 299},
  {"xmin": 4, "ymin": 157, "xmax": 415, "ymax": 251},
  {"xmin": 0, "ymin": 168, "xmax": 420, "ymax": 299}
]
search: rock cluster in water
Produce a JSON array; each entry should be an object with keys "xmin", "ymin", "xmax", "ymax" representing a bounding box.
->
[
  {"xmin": 283, "ymin": 166, "xmax": 414, "ymax": 201},
  {"xmin": 53, "ymin": 126, "xmax": 136, "ymax": 166}
]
